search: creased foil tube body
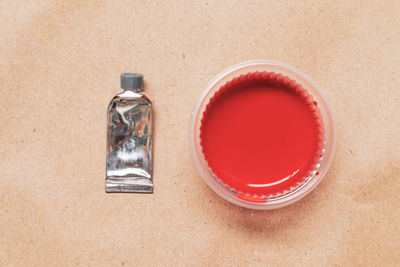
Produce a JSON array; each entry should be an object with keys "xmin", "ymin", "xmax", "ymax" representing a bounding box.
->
[{"xmin": 106, "ymin": 73, "xmax": 153, "ymax": 193}]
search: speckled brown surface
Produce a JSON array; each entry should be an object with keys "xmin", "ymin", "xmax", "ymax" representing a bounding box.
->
[{"xmin": 1, "ymin": 1, "xmax": 399, "ymax": 266}]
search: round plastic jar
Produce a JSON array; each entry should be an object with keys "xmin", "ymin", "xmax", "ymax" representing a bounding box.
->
[{"xmin": 189, "ymin": 60, "xmax": 335, "ymax": 209}]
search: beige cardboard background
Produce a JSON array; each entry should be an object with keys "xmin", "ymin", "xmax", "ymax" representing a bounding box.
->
[{"xmin": 1, "ymin": 1, "xmax": 399, "ymax": 266}]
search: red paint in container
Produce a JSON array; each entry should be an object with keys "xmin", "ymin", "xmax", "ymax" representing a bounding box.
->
[
  {"xmin": 200, "ymin": 72, "xmax": 324, "ymax": 198},
  {"xmin": 190, "ymin": 61, "xmax": 335, "ymax": 209}
]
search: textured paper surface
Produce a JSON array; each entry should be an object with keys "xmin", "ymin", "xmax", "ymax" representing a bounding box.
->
[{"xmin": 1, "ymin": 1, "xmax": 399, "ymax": 266}]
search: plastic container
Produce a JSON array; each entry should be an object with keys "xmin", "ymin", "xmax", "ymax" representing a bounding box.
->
[{"xmin": 189, "ymin": 60, "xmax": 335, "ymax": 209}]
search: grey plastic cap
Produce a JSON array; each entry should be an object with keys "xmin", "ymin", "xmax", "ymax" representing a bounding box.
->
[{"xmin": 121, "ymin": 73, "xmax": 143, "ymax": 90}]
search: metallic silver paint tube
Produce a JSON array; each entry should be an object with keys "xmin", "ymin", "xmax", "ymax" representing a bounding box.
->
[{"xmin": 106, "ymin": 73, "xmax": 153, "ymax": 193}]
